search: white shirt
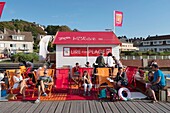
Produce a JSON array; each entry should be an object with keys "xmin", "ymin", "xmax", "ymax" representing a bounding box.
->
[
  {"xmin": 13, "ymin": 75, "xmax": 23, "ymax": 89},
  {"xmin": 106, "ymin": 56, "xmax": 115, "ymax": 67}
]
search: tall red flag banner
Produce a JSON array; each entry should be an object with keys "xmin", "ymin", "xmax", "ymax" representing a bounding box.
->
[
  {"xmin": 0, "ymin": 2, "xmax": 5, "ymax": 18},
  {"xmin": 114, "ymin": 11, "xmax": 123, "ymax": 27}
]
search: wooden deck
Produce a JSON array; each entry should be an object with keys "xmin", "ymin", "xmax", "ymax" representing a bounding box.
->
[{"xmin": 0, "ymin": 100, "xmax": 170, "ymax": 113}]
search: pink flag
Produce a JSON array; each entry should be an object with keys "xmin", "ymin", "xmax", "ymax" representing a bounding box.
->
[
  {"xmin": 114, "ymin": 11, "xmax": 123, "ymax": 27},
  {"xmin": 0, "ymin": 2, "xmax": 5, "ymax": 18}
]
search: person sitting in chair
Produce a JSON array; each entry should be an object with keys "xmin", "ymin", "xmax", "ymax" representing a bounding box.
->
[
  {"xmin": 73, "ymin": 62, "xmax": 80, "ymax": 75},
  {"xmin": 35, "ymin": 69, "xmax": 53, "ymax": 103},
  {"xmin": 147, "ymin": 64, "xmax": 166, "ymax": 103},
  {"xmin": 13, "ymin": 70, "xmax": 27, "ymax": 99},
  {"xmin": 82, "ymin": 71, "xmax": 92, "ymax": 96},
  {"xmin": 114, "ymin": 67, "xmax": 128, "ymax": 90}
]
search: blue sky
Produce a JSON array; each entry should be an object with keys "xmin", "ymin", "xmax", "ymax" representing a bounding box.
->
[{"xmin": 1, "ymin": 0, "xmax": 170, "ymax": 38}]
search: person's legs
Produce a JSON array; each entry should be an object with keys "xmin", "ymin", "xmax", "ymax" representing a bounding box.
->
[
  {"xmin": 87, "ymin": 83, "xmax": 92, "ymax": 96},
  {"xmin": 37, "ymin": 85, "xmax": 41, "ymax": 99},
  {"xmin": 148, "ymin": 84, "xmax": 159, "ymax": 102},
  {"xmin": 87, "ymin": 83, "xmax": 92, "ymax": 92},
  {"xmin": 22, "ymin": 86, "xmax": 26, "ymax": 99},
  {"xmin": 151, "ymin": 89, "xmax": 157, "ymax": 102},
  {"xmin": 35, "ymin": 85, "xmax": 41, "ymax": 103},
  {"xmin": 83, "ymin": 83, "xmax": 87, "ymax": 95},
  {"xmin": 40, "ymin": 80, "xmax": 45, "ymax": 93},
  {"xmin": 19, "ymin": 80, "xmax": 26, "ymax": 94},
  {"xmin": 40, "ymin": 80, "xmax": 47, "ymax": 96}
]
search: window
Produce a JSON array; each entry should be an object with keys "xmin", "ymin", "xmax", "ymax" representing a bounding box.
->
[
  {"xmin": 153, "ymin": 41, "xmax": 163, "ymax": 45},
  {"xmin": 12, "ymin": 35, "xmax": 24, "ymax": 40},
  {"xmin": 159, "ymin": 41, "xmax": 163, "ymax": 44},
  {"xmin": 19, "ymin": 36, "xmax": 24, "ymax": 40},
  {"xmin": 166, "ymin": 40, "xmax": 170, "ymax": 44},
  {"xmin": 0, "ymin": 35, "xmax": 4, "ymax": 39},
  {"xmin": 22, "ymin": 44, "xmax": 27, "ymax": 48},
  {"xmin": 143, "ymin": 41, "xmax": 150, "ymax": 45},
  {"xmin": 159, "ymin": 48, "xmax": 163, "ymax": 51},
  {"xmin": 0, "ymin": 43, "xmax": 4, "ymax": 48},
  {"xmin": 12, "ymin": 35, "xmax": 17, "ymax": 40},
  {"xmin": 153, "ymin": 41, "xmax": 158, "ymax": 45},
  {"xmin": 10, "ymin": 44, "xmax": 16, "ymax": 47}
]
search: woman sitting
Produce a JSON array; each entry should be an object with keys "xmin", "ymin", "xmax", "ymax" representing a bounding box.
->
[
  {"xmin": 73, "ymin": 62, "xmax": 80, "ymax": 75},
  {"xmin": 13, "ymin": 70, "xmax": 27, "ymax": 99},
  {"xmin": 114, "ymin": 67, "xmax": 128, "ymax": 90},
  {"xmin": 82, "ymin": 71, "xmax": 92, "ymax": 96}
]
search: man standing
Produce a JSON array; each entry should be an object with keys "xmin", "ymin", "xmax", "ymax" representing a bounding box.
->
[
  {"xmin": 95, "ymin": 52, "xmax": 105, "ymax": 67},
  {"xmin": 148, "ymin": 64, "xmax": 166, "ymax": 103}
]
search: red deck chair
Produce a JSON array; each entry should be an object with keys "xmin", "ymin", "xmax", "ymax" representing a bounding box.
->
[
  {"xmin": 125, "ymin": 66, "xmax": 138, "ymax": 88},
  {"xmin": 78, "ymin": 68, "xmax": 94, "ymax": 93}
]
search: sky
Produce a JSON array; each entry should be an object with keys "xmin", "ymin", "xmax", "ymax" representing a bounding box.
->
[{"xmin": 1, "ymin": 0, "xmax": 170, "ymax": 38}]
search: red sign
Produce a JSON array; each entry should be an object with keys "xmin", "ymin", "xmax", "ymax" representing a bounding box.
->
[
  {"xmin": 63, "ymin": 47, "xmax": 112, "ymax": 57},
  {"xmin": 0, "ymin": 2, "xmax": 5, "ymax": 18},
  {"xmin": 53, "ymin": 32, "xmax": 121, "ymax": 45},
  {"xmin": 114, "ymin": 11, "xmax": 123, "ymax": 27}
]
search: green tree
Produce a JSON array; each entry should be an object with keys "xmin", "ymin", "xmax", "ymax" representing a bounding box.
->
[{"xmin": 45, "ymin": 25, "xmax": 72, "ymax": 35}]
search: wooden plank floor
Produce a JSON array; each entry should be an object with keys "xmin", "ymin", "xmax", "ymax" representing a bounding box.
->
[{"xmin": 0, "ymin": 100, "xmax": 170, "ymax": 113}]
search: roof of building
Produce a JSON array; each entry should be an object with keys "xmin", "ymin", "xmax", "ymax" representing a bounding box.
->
[
  {"xmin": 145, "ymin": 35, "xmax": 170, "ymax": 41},
  {"xmin": 119, "ymin": 38, "xmax": 134, "ymax": 43},
  {"xmin": 0, "ymin": 29, "xmax": 33, "ymax": 42},
  {"xmin": 53, "ymin": 31, "xmax": 121, "ymax": 45}
]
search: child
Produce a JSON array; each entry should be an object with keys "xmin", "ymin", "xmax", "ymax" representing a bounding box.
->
[
  {"xmin": 82, "ymin": 71, "xmax": 92, "ymax": 96},
  {"xmin": 148, "ymin": 71, "xmax": 154, "ymax": 82}
]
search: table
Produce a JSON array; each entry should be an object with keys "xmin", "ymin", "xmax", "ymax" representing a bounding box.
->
[{"xmin": 0, "ymin": 81, "xmax": 8, "ymax": 101}]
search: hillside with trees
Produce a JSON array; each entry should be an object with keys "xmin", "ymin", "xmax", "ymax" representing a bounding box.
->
[
  {"xmin": 0, "ymin": 19, "xmax": 46, "ymax": 36},
  {"xmin": 0, "ymin": 19, "xmax": 77, "ymax": 53},
  {"xmin": 0, "ymin": 19, "xmax": 75, "ymax": 36}
]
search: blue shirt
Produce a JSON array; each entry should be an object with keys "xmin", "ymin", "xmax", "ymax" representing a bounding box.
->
[{"xmin": 153, "ymin": 69, "xmax": 166, "ymax": 86}]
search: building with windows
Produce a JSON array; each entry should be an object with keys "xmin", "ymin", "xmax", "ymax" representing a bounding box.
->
[
  {"xmin": 139, "ymin": 35, "xmax": 170, "ymax": 52},
  {"xmin": 0, "ymin": 28, "xmax": 33, "ymax": 55},
  {"xmin": 119, "ymin": 38, "xmax": 139, "ymax": 51}
]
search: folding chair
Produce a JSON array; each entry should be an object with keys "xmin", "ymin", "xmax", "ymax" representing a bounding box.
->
[
  {"xmin": 68, "ymin": 68, "xmax": 81, "ymax": 94},
  {"xmin": 78, "ymin": 68, "xmax": 94, "ymax": 94},
  {"xmin": 36, "ymin": 69, "xmax": 54, "ymax": 97},
  {"xmin": 6, "ymin": 70, "xmax": 17, "ymax": 94},
  {"xmin": 7, "ymin": 70, "xmax": 35, "ymax": 98},
  {"xmin": 96, "ymin": 68, "xmax": 114, "ymax": 94},
  {"xmin": 125, "ymin": 66, "xmax": 138, "ymax": 88},
  {"xmin": 111, "ymin": 68, "xmax": 118, "ymax": 78}
]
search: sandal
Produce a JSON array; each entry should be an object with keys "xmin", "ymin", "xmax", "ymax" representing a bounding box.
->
[{"xmin": 152, "ymin": 100, "xmax": 158, "ymax": 103}]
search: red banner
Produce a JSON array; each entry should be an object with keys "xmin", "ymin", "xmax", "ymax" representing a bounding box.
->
[
  {"xmin": 0, "ymin": 2, "xmax": 5, "ymax": 18},
  {"xmin": 114, "ymin": 11, "xmax": 123, "ymax": 27},
  {"xmin": 63, "ymin": 47, "xmax": 112, "ymax": 57}
]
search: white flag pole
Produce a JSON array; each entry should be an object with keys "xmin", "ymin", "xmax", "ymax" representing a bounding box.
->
[
  {"xmin": 113, "ymin": 10, "xmax": 116, "ymax": 33},
  {"xmin": 86, "ymin": 44, "xmax": 89, "ymax": 63}
]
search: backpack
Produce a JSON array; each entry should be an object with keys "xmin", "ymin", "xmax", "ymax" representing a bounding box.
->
[
  {"xmin": 107, "ymin": 87, "xmax": 118, "ymax": 101},
  {"xmin": 98, "ymin": 88, "xmax": 107, "ymax": 98}
]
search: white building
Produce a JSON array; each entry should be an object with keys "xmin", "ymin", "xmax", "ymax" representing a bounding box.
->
[
  {"xmin": 0, "ymin": 28, "xmax": 33, "ymax": 55},
  {"xmin": 119, "ymin": 38, "xmax": 139, "ymax": 51},
  {"xmin": 53, "ymin": 31, "xmax": 121, "ymax": 68},
  {"xmin": 139, "ymin": 35, "xmax": 170, "ymax": 52}
]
